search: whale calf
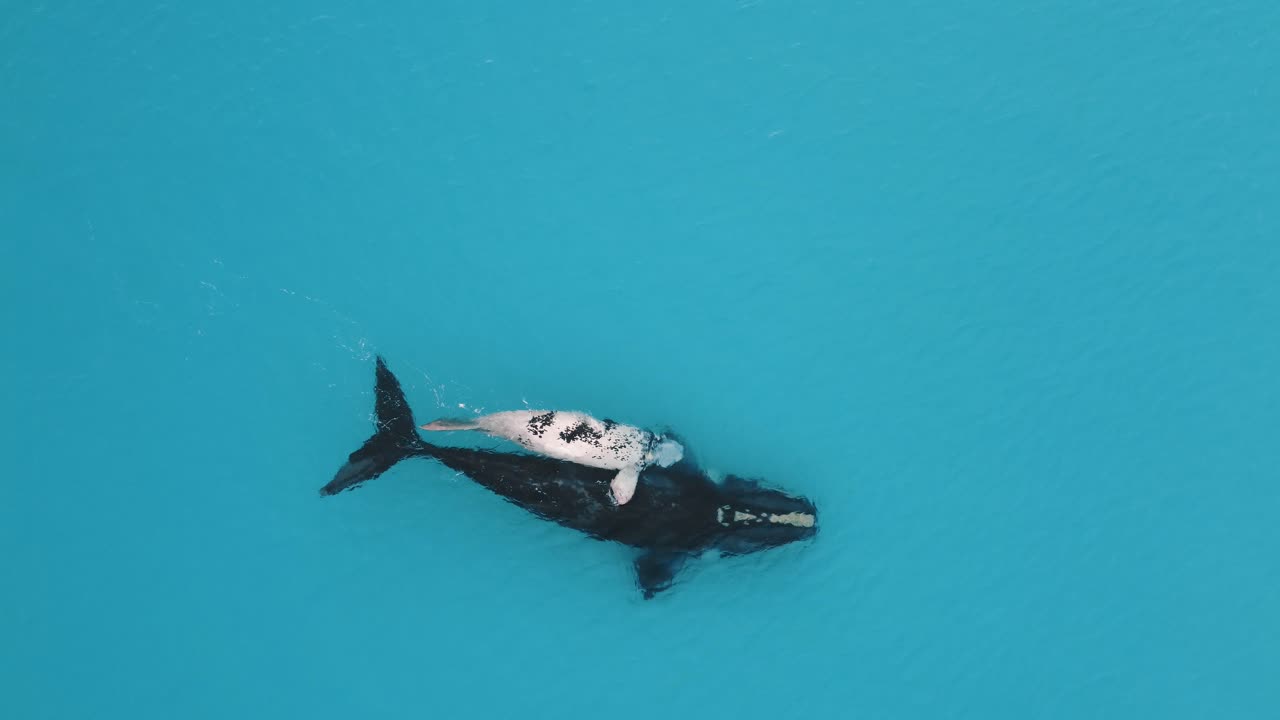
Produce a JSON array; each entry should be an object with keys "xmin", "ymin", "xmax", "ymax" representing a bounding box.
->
[
  {"xmin": 322, "ymin": 356, "xmax": 818, "ymax": 599},
  {"xmin": 420, "ymin": 410, "xmax": 684, "ymax": 506}
]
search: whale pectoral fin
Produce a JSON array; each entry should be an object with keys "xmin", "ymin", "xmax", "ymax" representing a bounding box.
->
[
  {"xmin": 633, "ymin": 549, "xmax": 688, "ymax": 600},
  {"xmin": 610, "ymin": 465, "xmax": 641, "ymax": 506}
]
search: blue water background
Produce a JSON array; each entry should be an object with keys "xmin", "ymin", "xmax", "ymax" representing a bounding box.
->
[{"xmin": 4, "ymin": 2, "xmax": 1278, "ymax": 718}]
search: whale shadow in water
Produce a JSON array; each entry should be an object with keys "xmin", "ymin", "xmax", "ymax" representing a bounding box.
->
[{"xmin": 321, "ymin": 356, "xmax": 819, "ymax": 599}]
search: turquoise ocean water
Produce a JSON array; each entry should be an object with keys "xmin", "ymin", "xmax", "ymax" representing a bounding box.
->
[{"xmin": 4, "ymin": 2, "xmax": 1278, "ymax": 717}]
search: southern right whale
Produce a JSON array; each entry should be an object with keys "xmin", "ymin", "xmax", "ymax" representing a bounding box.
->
[
  {"xmin": 322, "ymin": 356, "xmax": 818, "ymax": 599},
  {"xmin": 420, "ymin": 409, "xmax": 685, "ymax": 506}
]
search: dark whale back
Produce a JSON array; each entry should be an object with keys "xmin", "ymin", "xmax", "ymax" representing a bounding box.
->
[{"xmin": 424, "ymin": 444, "xmax": 722, "ymax": 551}]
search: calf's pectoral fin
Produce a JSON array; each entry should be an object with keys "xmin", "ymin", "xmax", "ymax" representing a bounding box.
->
[{"xmin": 610, "ymin": 465, "xmax": 641, "ymax": 506}]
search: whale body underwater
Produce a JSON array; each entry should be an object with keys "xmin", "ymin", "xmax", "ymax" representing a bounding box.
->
[{"xmin": 322, "ymin": 356, "xmax": 818, "ymax": 599}]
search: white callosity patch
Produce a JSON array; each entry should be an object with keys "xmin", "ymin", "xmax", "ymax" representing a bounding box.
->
[
  {"xmin": 717, "ymin": 504, "xmax": 815, "ymax": 529},
  {"xmin": 767, "ymin": 512, "xmax": 815, "ymax": 528}
]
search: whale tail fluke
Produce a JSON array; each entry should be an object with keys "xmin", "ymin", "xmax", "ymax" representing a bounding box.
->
[{"xmin": 321, "ymin": 356, "xmax": 429, "ymax": 496}]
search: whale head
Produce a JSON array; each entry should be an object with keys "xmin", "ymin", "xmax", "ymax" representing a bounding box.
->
[
  {"xmin": 648, "ymin": 437, "xmax": 685, "ymax": 468},
  {"xmin": 710, "ymin": 474, "xmax": 818, "ymax": 556}
]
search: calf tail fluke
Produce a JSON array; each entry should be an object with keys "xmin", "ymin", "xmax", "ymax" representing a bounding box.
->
[{"xmin": 420, "ymin": 418, "xmax": 482, "ymax": 431}]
